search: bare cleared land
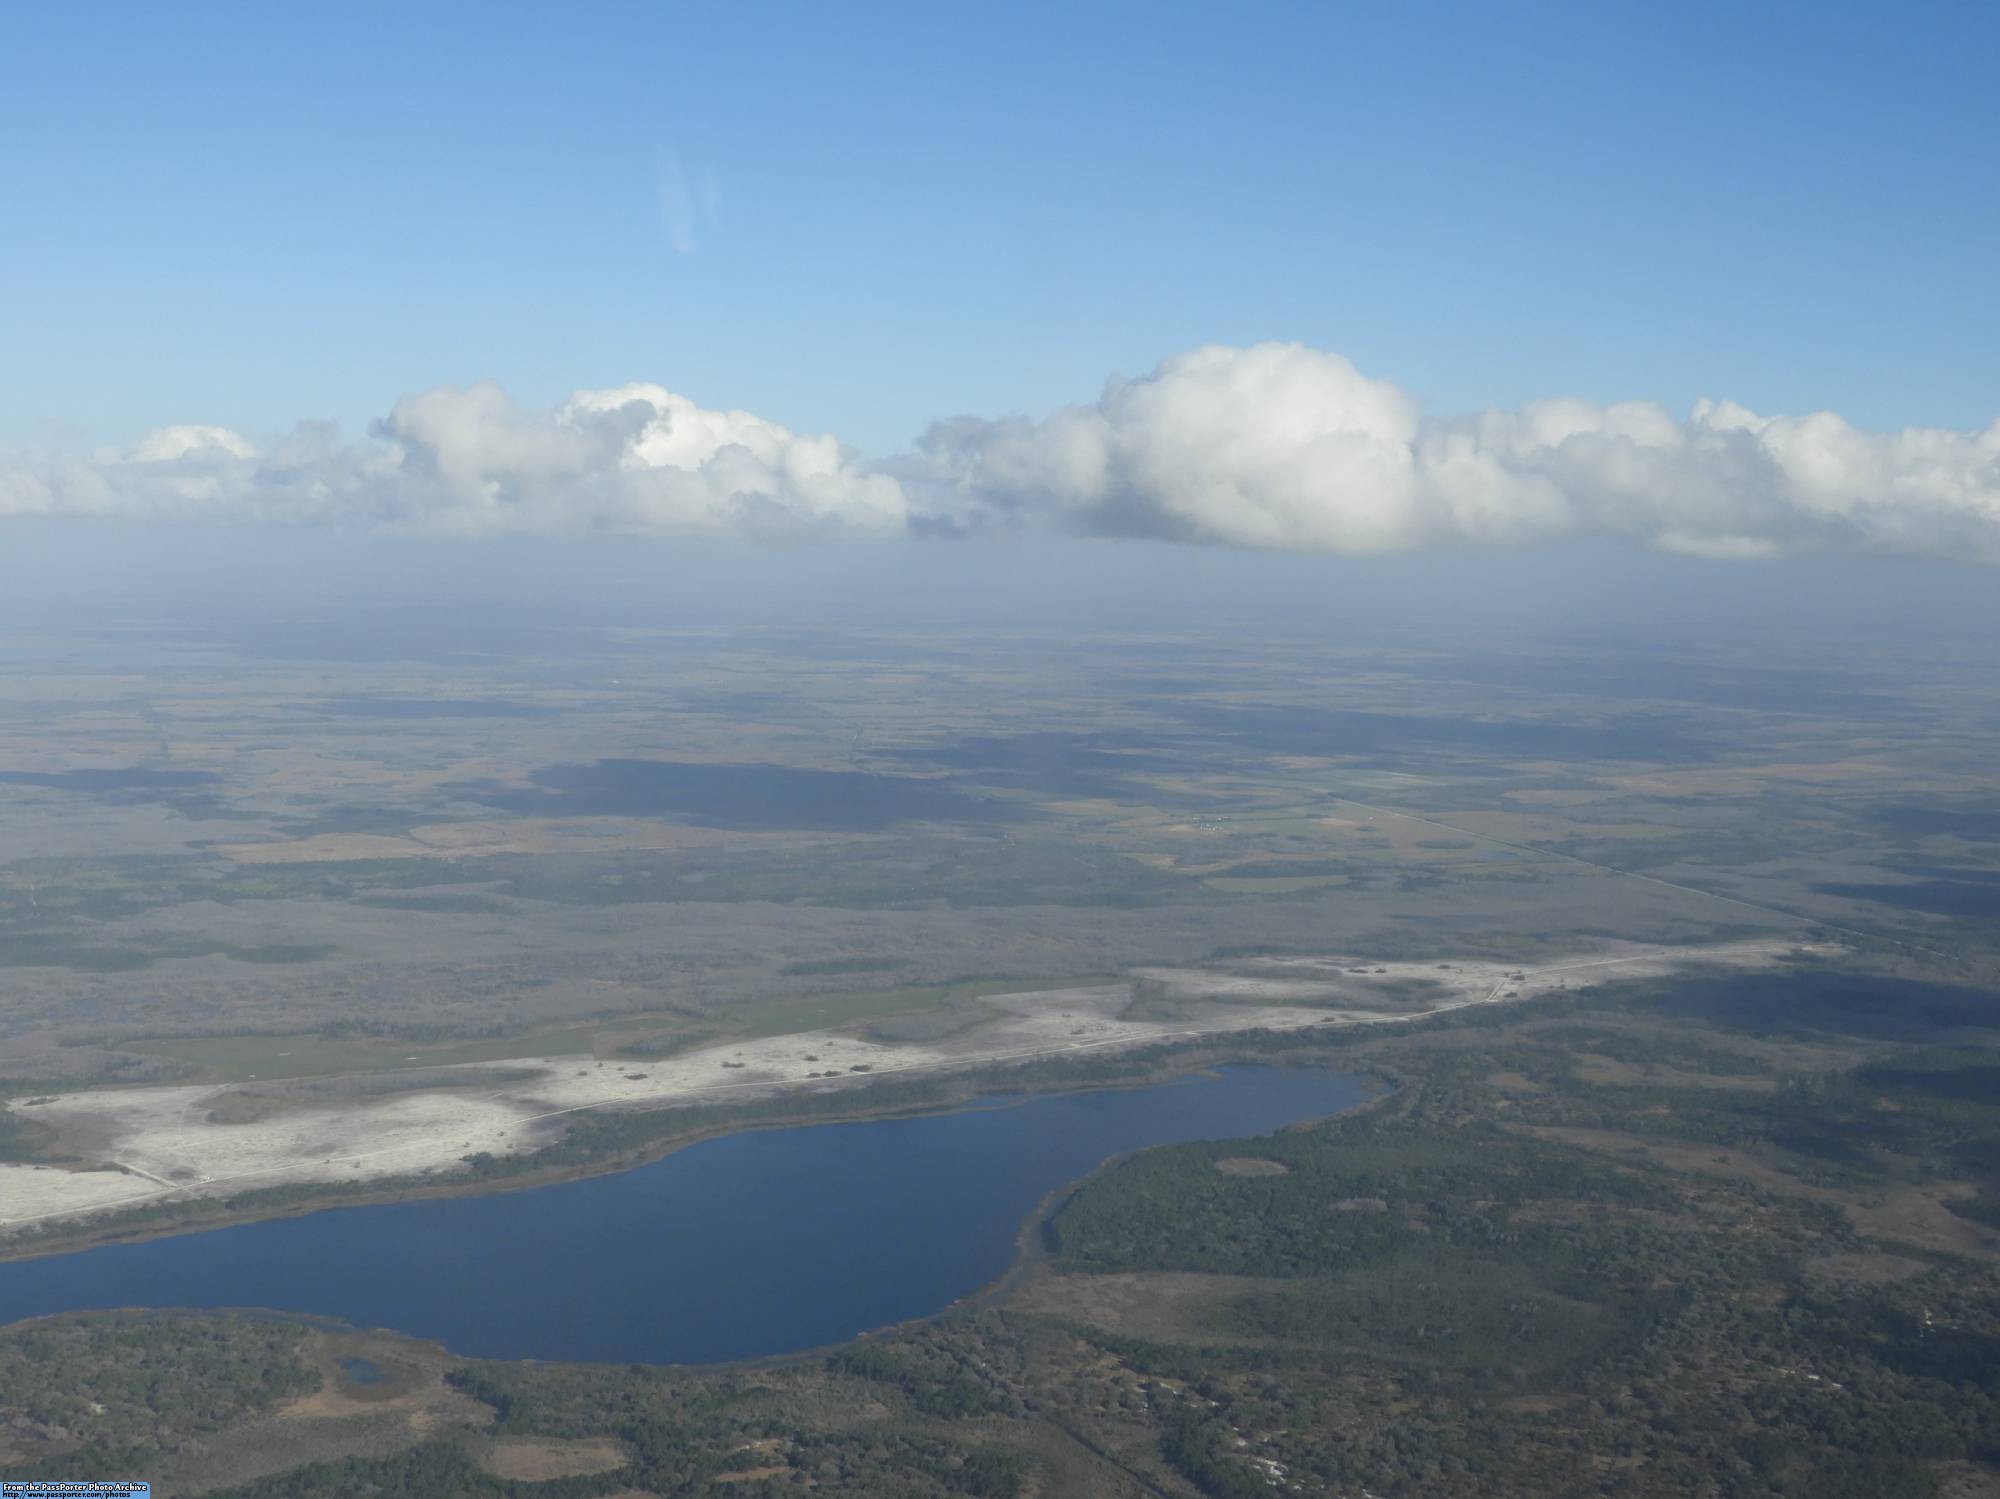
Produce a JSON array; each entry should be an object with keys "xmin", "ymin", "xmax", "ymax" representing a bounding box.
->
[{"xmin": 0, "ymin": 938, "xmax": 1804, "ymax": 1236}]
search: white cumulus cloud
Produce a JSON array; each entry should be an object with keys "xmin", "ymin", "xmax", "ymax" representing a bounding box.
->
[
  {"xmin": 0, "ymin": 382, "xmax": 905, "ymax": 540},
  {"xmin": 4, "ymin": 346, "xmax": 1998, "ymax": 560},
  {"xmin": 908, "ymin": 343, "xmax": 2000, "ymax": 561},
  {"xmin": 907, "ymin": 344, "xmax": 1427, "ymax": 550}
]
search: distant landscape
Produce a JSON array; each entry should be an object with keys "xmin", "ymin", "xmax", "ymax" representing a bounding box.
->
[
  {"xmin": 8, "ymin": 3, "xmax": 1998, "ymax": 1491},
  {"xmin": 2, "ymin": 595, "xmax": 1997, "ymax": 1495},
  {"xmin": 3, "ymin": 598, "xmax": 1991, "ymax": 1082}
]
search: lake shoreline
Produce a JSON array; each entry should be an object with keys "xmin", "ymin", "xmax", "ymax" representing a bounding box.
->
[
  {"xmin": 0, "ymin": 1035, "xmax": 1379, "ymax": 1271},
  {"xmin": 707, "ymin": 1069, "xmax": 1398, "ymax": 1377},
  {"xmin": 0, "ymin": 939, "xmax": 1808, "ymax": 1264},
  {"xmin": 0, "ymin": 1067, "xmax": 1392, "ymax": 1394},
  {"xmin": 0, "ymin": 1063, "xmax": 1382, "ymax": 1366}
]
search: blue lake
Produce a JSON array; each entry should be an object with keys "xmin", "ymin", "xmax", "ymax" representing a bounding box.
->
[{"xmin": 0, "ymin": 1064, "xmax": 1367, "ymax": 1364}]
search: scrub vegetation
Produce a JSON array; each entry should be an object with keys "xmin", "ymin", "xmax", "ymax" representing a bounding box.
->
[
  {"xmin": 6, "ymin": 612, "xmax": 1998, "ymax": 1095},
  {"xmin": 4, "ymin": 611, "xmax": 1999, "ymax": 1493},
  {"xmin": 8, "ymin": 966, "xmax": 1998, "ymax": 1497}
]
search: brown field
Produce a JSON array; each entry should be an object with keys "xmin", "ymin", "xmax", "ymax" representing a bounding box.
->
[
  {"xmin": 476, "ymin": 1436, "xmax": 633, "ymax": 1481},
  {"xmin": 1012, "ymin": 1270, "xmax": 1287, "ymax": 1347}
]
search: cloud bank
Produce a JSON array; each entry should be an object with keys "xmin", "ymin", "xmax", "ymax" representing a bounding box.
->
[
  {"xmin": 910, "ymin": 345, "xmax": 2000, "ymax": 562},
  {"xmin": 0, "ymin": 382, "xmax": 905, "ymax": 541},
  {"xmin": 6, "ymin": 345, "xmax": 1998, "ymax": 560}
]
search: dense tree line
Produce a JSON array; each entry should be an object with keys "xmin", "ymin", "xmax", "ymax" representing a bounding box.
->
[{"xmin": 0, "ymin": 1312, "xmax": 317, "ymax": 1472}]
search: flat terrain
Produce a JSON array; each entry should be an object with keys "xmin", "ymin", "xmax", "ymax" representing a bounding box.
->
[
  {"xmin": 1, "ymin": 596, "xmax": 1997, "ymax": 1494},
  {"xmin": 3, "ymin": 600, "xmax": 1995, "ymax": 1104},
  {"xmin": 6, "ymin": 962, "xmax": 1998, "ymax": 1498},
  {"xmin": 0, "ymin": 939, "xmax": 1800, "ymax": 1236}
]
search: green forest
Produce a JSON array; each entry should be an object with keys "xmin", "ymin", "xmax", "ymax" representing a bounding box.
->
[{"xmin": 4, "ymin": 965, "xmax": 1998, "ymax": 1496}]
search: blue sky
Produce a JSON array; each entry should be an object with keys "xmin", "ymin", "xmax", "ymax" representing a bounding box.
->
[{"xmin": 6, "ymin": 0, "xmax": 1995, "ymax": 459}]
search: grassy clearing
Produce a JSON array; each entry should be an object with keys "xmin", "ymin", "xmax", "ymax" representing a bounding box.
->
[
  {"xmin": 122, "ymin": 1026, "xmax": 619, "ymax": 1084},
  {"xmin": 778, "ymin": 956, "xmax": 909, "ymax": 977},
  {"xmin": 1204, "ymin": 874, "xmax": 1349, "ymax": 894},
  {"xmin": 475, "ymin": 1435, "xmax": 632, "ymax": 1481},
  {"xmin": 716, "ymin": 977, "xmax": 1107, "ymax": 1040},
  {"xmin": 114, "ymin": 976, "xmax": 1112, "ymax": 1085}
]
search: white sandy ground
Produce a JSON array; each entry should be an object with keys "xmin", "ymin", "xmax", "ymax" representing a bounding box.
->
[{"xmin": 0, "ymin": 939, "xmax": 1814, "ymax": 1236}]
